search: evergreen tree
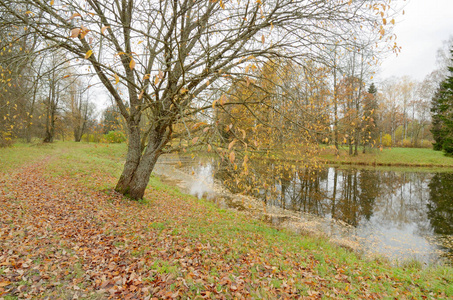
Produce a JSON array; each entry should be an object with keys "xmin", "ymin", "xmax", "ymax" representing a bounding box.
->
[
  {"xmin": 431, "ymin": 49, "xmax": 453, "ymax": 155},
  {"xmin": 362, "ymin": 83, "xmax": 379, "ymax": 153}
]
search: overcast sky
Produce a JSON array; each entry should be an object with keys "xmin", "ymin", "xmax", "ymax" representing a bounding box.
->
[{"xmin": 378, "ymin": 0, "xmax": 453, "ymax": 81}]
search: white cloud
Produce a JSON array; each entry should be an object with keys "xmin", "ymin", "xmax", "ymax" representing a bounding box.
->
[{"xmin": 379, "ymin": 0, "xmax": 453, "ymax": 81}]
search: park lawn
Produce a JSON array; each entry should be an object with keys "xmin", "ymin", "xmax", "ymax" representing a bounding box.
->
[
  {"xmin": 319, "ymin": 146, "xmax": 453, "ymax": 168},
  {"xmin": 0, "ymin": 142, "xmax": 452, "ymax": 299}
]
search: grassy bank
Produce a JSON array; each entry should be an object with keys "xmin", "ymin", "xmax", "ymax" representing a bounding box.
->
[
  {"xmin": 320, "ymin": 146, "xmax": 453, "ymax": 168},
  {"xmin": 1, "ymin": 142, "xmax": 452, "ymax": 299}
]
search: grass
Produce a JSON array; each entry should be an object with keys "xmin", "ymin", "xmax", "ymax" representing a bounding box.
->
[
  {"xmin": 320, "ymin": 145, "xmax": 453, "ymax": 168},
  {"xmin": 1, "ymin": 141, "xmax": 453, "ymax": 298}
]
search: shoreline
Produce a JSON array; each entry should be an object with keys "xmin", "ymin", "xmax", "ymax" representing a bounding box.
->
[{"xmin": 154, "ymin": 154, "xmax": 452, "ymax": 266}]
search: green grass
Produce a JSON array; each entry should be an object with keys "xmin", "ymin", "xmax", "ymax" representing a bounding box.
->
[
  {"xmin": 320, "ymin": 146, "xmax": 453, "ymax": 168},
  {"xmin": 1, "ymin": 141, "xmax": 453, "ymax": 298},
  {"xmin": 0, "ymin": 142, "xmax": 58, "ymax": 172}
]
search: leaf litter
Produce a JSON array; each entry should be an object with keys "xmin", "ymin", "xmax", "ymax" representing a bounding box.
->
[{"xmin": 0, "ymin": 145, "xmax": 451, "ymax": 299}]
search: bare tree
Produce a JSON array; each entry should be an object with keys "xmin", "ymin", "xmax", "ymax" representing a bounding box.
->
[
  {"xmin": 66, "ymin": 79, "xmax": 96, "ymax": 142},
  {"xmin": 1, "ymin": 0, "xmax": 397, "ymax": 199}
]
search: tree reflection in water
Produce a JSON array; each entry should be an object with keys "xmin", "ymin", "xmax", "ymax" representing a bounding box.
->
[{"xmin": 215, "ymin": 159, "xmax": 453, "ymax": 262}]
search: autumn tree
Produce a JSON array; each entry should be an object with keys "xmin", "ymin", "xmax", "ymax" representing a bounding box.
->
[
  {"xmin": 0, "ymin": 5, "xmax": 40, "ymax": 146},
  {"xmin": 1, "ymin": 0, "xmax": 398, "ymax": 199}
]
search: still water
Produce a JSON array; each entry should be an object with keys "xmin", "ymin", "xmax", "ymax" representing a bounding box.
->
[
  {"xmin": 213, "ymin": 164, "xmax": 453, "ymax": 264},
  {"xmin": 156, "ymin": 156, "xmax": 453, "ymax": 264}
]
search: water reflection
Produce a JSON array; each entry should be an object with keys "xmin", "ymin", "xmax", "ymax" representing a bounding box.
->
[
  {"xmin": 215, "ymin": 162, "xmax": 453, "ymax": 263},
  {"xmin": 428, "ymin": 173, "xmax": 453, "ymax": 235}
]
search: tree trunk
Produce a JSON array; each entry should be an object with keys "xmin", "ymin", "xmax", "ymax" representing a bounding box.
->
[{"xmin": 115, "ymin": 125, "xmax": 168, "ymax": 200}]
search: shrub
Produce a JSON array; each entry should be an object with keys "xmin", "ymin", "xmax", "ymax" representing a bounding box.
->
[
  {"xmin": 0, "ymin": 132, "xmax": 14, "ymax": 147},
  {"xmin": 421, "ymin": 140, "xmax": 433, "ymax": 149},
  {"xmin": 382, "ymin": 134, "xmax": 392, "ymax": 147},
  {"xmin": 402, "ymin": 138, "xmax": 412, "ymax": 148},
  {"xmin": 103, "ymin": 131, "xmax": 126, "ymax": 143},
  {"xmin": 82, "ymin": 133, "xmax": 103, "ymax": 143}
]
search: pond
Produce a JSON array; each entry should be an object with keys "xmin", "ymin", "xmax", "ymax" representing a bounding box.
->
[{"xmin": 155, "ymin": 156, "xmax": 453, "ymax": 264}]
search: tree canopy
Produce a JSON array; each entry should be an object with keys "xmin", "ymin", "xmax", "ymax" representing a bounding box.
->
[{"xmin": 0, "ymin": 0, "xmax": 399, "ymax": 199}]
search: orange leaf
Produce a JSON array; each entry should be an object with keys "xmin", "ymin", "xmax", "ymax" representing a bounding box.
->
[
  {"xmin": 70, "ymin": 13, "xmax": 81, "ymax": 20},
  {"xmin": 228, "ymin": 140, "xmax": 236, "ymax": 151},
  {"xmin": 101, "ymin": 26, "xmax": 110, "ymax": 35},
  {"xmin": 0, "ymin": 281, "xmax": 11, "ymax": 287},
  {"xmin": 70, "ymin": 28, "xmax": 81, "ymax": 38},
  {"xmin": 219, "ymin": 94, "xmax": 226, "ymax": 105},
  {"xmin": 229, "ymin": 151, "xmax": 235, "ymax": 164}
]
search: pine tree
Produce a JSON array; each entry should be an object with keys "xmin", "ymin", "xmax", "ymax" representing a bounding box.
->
[
  {"xmin": 431, "ymin": 49, "xmax": 453, "ymax": 154},
  {"xmin": 362, "ymin": 83, "xmax": 379, "ymax": 153}
]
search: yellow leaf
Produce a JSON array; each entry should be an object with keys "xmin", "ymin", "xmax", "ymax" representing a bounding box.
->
[
  {"xmin": 85, "ymin": 49, "xmax": 93, "ymax": 59},
  {"xmin": 390, "ymin": 19, "xmax": 395, "ymax": 25},
  {"xmin": 50, "ymin": 0, "xmax": 54, "ymax": 5},
  {"xmin": 129, "ymin": 58, "xmax": 136, "ymax": 70},
  {"xmin": 383, "ymin": 18, "xmax": 387, "ymax": 25},
  {"xmin": 212, "ymin": 99, "xmax": 218, "ymax": 109},
  {"xmin": 261, "ymin": 34, "xmax": 265, "ymax": 44},
  {"xmin": 154, "ymin": 75, "xmax": 159, "ymax": 85},
  {"xmin": 240, "ymin": 129, "xmax": 246, "ymax": 139},
  {"xmin": 114, "ymin": 73, "xmax": 119, "ymax": 85},
  {"xmin": 63, "ymin": 74, "xmax": 71, "ymax": 78},
  {"xmin": 25, "ymin": 11, "xmax": 33, "ymax": 14},
  {"xmin": 219, "ymin": 0, "xmax": 225, "ymax": 9},
  {"xmin": 143, "ymin": 74, "xmax": 150, "ymax": 80},
  {"xmin": 207, "ymin": 144, "xmax": 212, "ymax": 152},
  {"xmin": 101, "ymin": 26, "xmax": 110, "ymax": 35},
  {"xmin": 138, "ymin": 40, "xmax": 143, "ymax": 44},
  {"xmin": 138, "ymin": 90, "xmax": 144, "ymax": 99}
]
